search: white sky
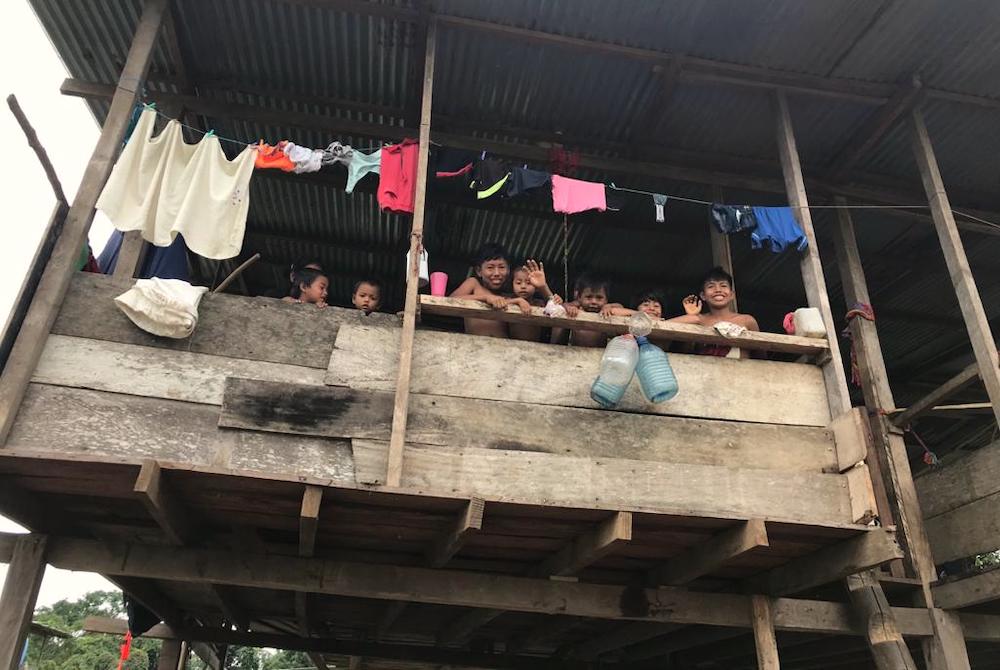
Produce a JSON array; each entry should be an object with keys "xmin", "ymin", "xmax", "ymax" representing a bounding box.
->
[{"xmin": 0, "ymin": 1, "xmax": 117, "ymax": 607}]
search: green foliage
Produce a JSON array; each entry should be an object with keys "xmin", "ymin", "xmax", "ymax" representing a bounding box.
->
[
  {"xmin": 27, "ymin": 590, "xmax": 159, "ymax": 670},
  {"xmin": 260, "ymin": 650, "xmax": 309, "ymax": 670},
  {"xmin": 975, "ymin": 550, "xmax": 1000, "ymax": 570}
]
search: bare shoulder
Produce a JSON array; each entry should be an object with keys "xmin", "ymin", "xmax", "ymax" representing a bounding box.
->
[
  {"xmin": 733, "ymin": 313, "xmax": 760, "ymax": 331},
  {"xmin": 450, "ymin": 276, "xmax": 482, "ymax": 297}
]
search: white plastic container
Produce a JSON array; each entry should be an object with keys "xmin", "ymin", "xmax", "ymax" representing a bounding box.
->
[
  {"xmin": 793, "ymin": 307, "xmax": 826, "ymax": 339},
  {"xmin": 405, "ymin": 248, "xmax": 429, "ymax": 287}
]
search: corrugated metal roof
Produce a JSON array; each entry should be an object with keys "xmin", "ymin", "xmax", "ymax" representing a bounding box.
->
[{"xmin": 28, "ymin": 0, "xmax": 1000, "ymax": 456}]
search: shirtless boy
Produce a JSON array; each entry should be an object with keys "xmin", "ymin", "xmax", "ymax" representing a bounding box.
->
[
  {"xmin": 669, "ymin": 266, "xmax": 759, "ymax": 357},
  {"xmin": 449, "ymin": 243, "xmax": 517, "ymax": 338}
]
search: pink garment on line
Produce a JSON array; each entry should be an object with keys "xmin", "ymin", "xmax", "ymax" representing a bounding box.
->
[{"xmin": 551, "ymin": 174, "xmax": 607, "ymax": 214}]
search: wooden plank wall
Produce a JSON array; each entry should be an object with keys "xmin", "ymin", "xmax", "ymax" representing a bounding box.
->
[
  {"xmin": 915, "ymin": 440, "xmax": 1000, "ymax": 563},
  {"xmin": 4, "ymin": 272, "xmax": 864, "ymax": 526},
  {"xmin": 327, "ymin": 324, "xmax": 832, "ymax": 427}
]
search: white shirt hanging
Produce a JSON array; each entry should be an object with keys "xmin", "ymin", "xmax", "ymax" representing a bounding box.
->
[{"xmin": 96, "ymin": 108, "xmax": 255, "ymax": 260}]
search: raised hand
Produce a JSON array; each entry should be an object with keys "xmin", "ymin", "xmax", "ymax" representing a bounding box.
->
[
  {"xmin": 682, "ymin": 294, "xmax": 703, "ymax": 315},
  {"xmin": 525, "ymin": 259, "xmax": 548, "ymax": 289}
]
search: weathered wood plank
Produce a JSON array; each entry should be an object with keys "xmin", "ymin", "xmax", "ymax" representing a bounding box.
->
[
  {"xmin": 351, "ymin": 441, "xmax": 855, "ymax": 525},
  {"xmin": 923, "ymin": 491, "xmax": 1000, "ymax": 564},
  {"xmin": 0, "ymin": 535, "xmax": 47, "ymax": 670},
  {"xmin": 933, "ymin": 569, "xmax": 1000, "ymax": 610},
  {"xmin": 830, "ymin": 408, "xmax": 869, "ymax": 472},
  {"xmin": 328, "ymin": 324, "xmax": 831, "ymax": 427},
  {"xmin": 750, "ymin": 595, "xmax": 780, "ymax": 670},
  {"xmin": 221, "ymin": 378, "xmax": 837, "ymax": 473},
  {"xmin": 420, "ymin": 296, "xmax": 828, "ymax": 356},
  {"xmin": 134, "ymin": 460, "xmax": 195, "ymax": 545},
  {"xmin": 910, "ymin": 109, "xmax": 1000, "ymax": 426},
  {"xmin": 537, "ymin": 512, "xmax": 632, "ymax": 577},
  {"xmin": 773, "ymin": 90, "xmax": 851, "ymax": 417},
  {"xmin": 425, "ymin": 498, "xmax": 484, "ymax": 568},
  {"xmin": 300, "ymin": 486, "xmax": 323, "ymax": 558},
  {"xmin": 1, "ymin": 531, "xmax": 939, "ymax": 637},
  {"xmin": 915, "ymin": 440, "xmax": 1000, "ymax": 519},
  {"xmin": 52, "ymin": 272, "xmax": 399, "ymax": 369},
  {"xmin": 892, "ymin": 361, "xmax": 983, "ymax": 428},
  {"xmin": 747, "ymin": 529, "xmax": 903, "ymax": 596},
  {"xmin": 8, "ymin": 384, "xmax": 356, "ymax": 484},
  {"xmin": 923, "ymin": 608, "xmax": 972, "ymax": 670},
  {"xmin": 649, "ymin": 519, "xmax": 768, "ymax": 586},
  {"xmin": 33, "ymin": 334, "xmax": 325, "ymax": 405}
]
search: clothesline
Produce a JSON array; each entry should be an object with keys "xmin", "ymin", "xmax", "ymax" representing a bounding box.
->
[
  {"xmin": 138, "ymin": 103, "xmax": 1000, "ymax": 231},
  {"xmin": 609, "ymin": 183, "xmax": 1000, "ymax": 230}
]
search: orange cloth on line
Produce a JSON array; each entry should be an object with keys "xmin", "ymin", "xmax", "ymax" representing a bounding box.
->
[{"xmin": 255, "ymin": 141, "xmax": 296, "ymax": 171}]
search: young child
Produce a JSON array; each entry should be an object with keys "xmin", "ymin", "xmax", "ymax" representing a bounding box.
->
[
  {"xmin": 283, "ymin": 267, "xmax": 329, "ymax": 308},
  {"xmin": 352, "ymin": 278, "xmax": 382, "ymax": 314},
  {"xmin": 668, "ymin": 266, "xmax": 759, "ymax": 357},
  {"xmin": 509, "ymin": 259, "xmax": 562, "ymax": 342},
  {"xmin": 601, "ymin": 291, "xmax": 665, "ymax": 319},
  {"xmin": 551, "ymin": 273, "xmax": 612, "ymax": 347},
  {"xmin": 450, "ymin": 243, "xmax": 517, "ymax": 338}
]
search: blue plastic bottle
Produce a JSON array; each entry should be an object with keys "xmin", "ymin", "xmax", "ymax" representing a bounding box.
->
[
  {"xmin": 635, "ymin": 336, "xmax": 679, "ymax": 403},
  {"xmin": 590, "ymin": 334, "xmax": 638, "ymax": 409}
]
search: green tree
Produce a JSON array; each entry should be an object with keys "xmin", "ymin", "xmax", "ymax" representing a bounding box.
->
[{"xmin": 27, "ymin": 590, "xmax": 159, "ymax": 670}]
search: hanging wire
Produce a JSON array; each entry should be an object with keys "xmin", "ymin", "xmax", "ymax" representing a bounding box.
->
[
  {"xmin": 562, "ymin": 215, "xmax": 569, "ymax": 300},
  {"xmin": 135, "ymin": 104, "xmax": 1000, "ymax": 231}
]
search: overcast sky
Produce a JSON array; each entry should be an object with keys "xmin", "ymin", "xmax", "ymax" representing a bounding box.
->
[{"xmin": 0, "ymin": 1, "xmax": 116, "ymax": 606}]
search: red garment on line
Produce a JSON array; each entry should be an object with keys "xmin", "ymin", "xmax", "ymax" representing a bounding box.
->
[{"xmin": 378, "ymin": 139, "xmax": 419, "ymax": 214}]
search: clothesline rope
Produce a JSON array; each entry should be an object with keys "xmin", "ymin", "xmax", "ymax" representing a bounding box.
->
[{"xmin": 138, "ymin": 104, "xmax": 1000, "ymax": 231}]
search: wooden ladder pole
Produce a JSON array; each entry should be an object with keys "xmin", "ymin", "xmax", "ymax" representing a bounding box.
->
[{"xmin": 386, "ymin": 18, "xmax": 438, "ymax": 487}]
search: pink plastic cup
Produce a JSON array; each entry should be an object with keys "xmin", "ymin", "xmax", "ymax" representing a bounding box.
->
[{"xmin": 429, "ymin": 272, "xmax": 448, "ymax": 297}]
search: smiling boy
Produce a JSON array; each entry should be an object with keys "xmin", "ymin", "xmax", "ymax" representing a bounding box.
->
[
  {"xmin": 450, "ymin": 242, "xmax": 516, "ymax": 338},
  {"xmin": 669, "ymin": 266, "xmax": 759, "ymax": 357}
]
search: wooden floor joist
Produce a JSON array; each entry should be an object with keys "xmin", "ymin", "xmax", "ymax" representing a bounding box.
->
[
  {"xmin": 3, "ymin": 532, "xmax": 971, "ymax": 639},
  {"xmin": 891, "ymin": 360, "xmax": 984, "ymax": 428},
  {"xmin": 933, "ymin": 569, "xmax": 1000, "ymax": 610},
  {"xmin": 648, "ymin": 519, "xmax": 768, "ymax": 586}
]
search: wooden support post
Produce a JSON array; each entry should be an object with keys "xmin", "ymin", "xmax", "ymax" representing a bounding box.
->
[
  {"xmin": 751, "ymin": 595, "xmax": 780, "ymax": 670},
  {"xmin": 909, "ymin": 108, "xmax": 1000, "ymax": 428},
  {"xmin": 0, "ymin": 0, "xmax": 168, "ymax": 445},
  {"xmin": 386, "ymin": 18, "xmax": 437, "ymax": 487},
  {"xmin": 0, "ymin": 535, "xmax": 47, "ymax": 670},
  {"xmin": 649, "ymin": 519, "xmax": 768, "ymax": 586},
  {"xmin": 773, "ymin": 90, "xmax": 851, "ymax": 417},
  {"xmin": 157, "ymin": 640, "xmax": 183, "ymax": 670},
  {"xmin": 113, "ymin": 231, "xmax": 147, "ymax": 280},
  {"xmin": 709, "ymin": 185, "xmax": 738, "ymax": 311},
  {"xmin": 299, "ymin": 485, "xmax": 323, "ymax": 558},
  {"xmin": 830, "ymin": 200, "xmax": 938, "ymax": 588},
  {"xmin": 847, "ymin": 571, "xmax": 918, "ymax": 670},
  {"xmin": 923, "ymin": 609, "xmax": 972, "ymax": 670}
]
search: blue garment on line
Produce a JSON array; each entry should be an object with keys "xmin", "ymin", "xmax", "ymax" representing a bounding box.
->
[
  {"xmin": 98, "ymin": 229, "xmax": 190, "ymax": 281},
  {"xmin": 750, "ymin": 206, "xmax": 808, "ymax": 253}
]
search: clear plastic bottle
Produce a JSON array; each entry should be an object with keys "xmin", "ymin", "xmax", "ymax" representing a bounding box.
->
[
  {"xmin": 590, "ymin": 334, "xmax": 638, "ymax": 408},
  {"xmin": 543, "ymin": 297, "xmax": 567, "ymax": 318},
  {"xmin": 635, "ymin": 335, "xmax": 679, "ymax": 403}
]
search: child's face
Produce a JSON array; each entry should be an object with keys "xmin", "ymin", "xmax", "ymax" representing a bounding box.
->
[
  {"xmin": 637, "ymin": 299, "xmax": 662, "ymax": 319},
  {"xmin": 353, "ymin": 282, "xmax": 381, "ymax": 312},
  {"xmin": 476, "ymin": 258, "xmax": 510, "ymax": 292},
  {"xmin": 576, "ymin": 286, "xmax": 608, "ymax": 312},
  {"xmin": 300, "ymin": 276, "xmax": 329, "ymax": 304},
  {"xmin": 701, "ymin": 279, "xmax": 734, "ymax": 310},
  {"xmin": 512, "ymin": 269, "xmax": 535, "ymax": 299}
]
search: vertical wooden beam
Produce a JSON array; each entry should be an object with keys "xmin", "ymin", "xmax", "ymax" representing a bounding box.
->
[
  {"xmin": 846, "ymin": 570, "xmax": 918, "ymax": 670},
  {"xmin": 0, "ymin": 535, "xmax": 47, "ymax": 670},
  {"xmin": 112, "ymin": 231, "xmax": 148, "ymax": 280},
  {"xmin": 773, "ymin": 91, "xmax": 851, "ymax": 416},
  {"xmin": 923, "ymin": 609, "xmax": 972, "ymax": 670},
  {"xmin": 750, "ymin": 595, "xmax": 780, "ymax": 670},
  {"xmin": 157, "ymin": 640, "xmax": 183, "ymax": 670},
  {"xmin": 386, "ymin": 18, "xmax": 437, "ymax": 487},
  {"xmin": 830, "ymin": 200, "xmax": 937, "ymax": 587},
  {"xmin": 0, "ymin": 0, "xmax": 169, "ymax": 444},
  {"xmin": 709, "ymin": 185, "xmax": 738, "ymax": 312},
  {"xmin": 909, "ymin": 108, "xmax": 1000, "ymax": 427},
  {"xmin": 299, "ymin": 485, "xmax": 323, "ymax": 558}
]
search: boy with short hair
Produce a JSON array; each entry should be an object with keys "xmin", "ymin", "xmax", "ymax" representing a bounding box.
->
[
  {"xmin": 551, "ymin": 272, "xmax": 612, "ymax": 347},
  {"xmin": 669, "ymin": 266, "xmax": 759, "ymax": 357},
  {"xmin": 352, "ymin": 278, "xmax": 382, "ymax": 314},
  {"xmin": 450, "ymin": 243, "xmax": 518, "ymax": 338}
]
